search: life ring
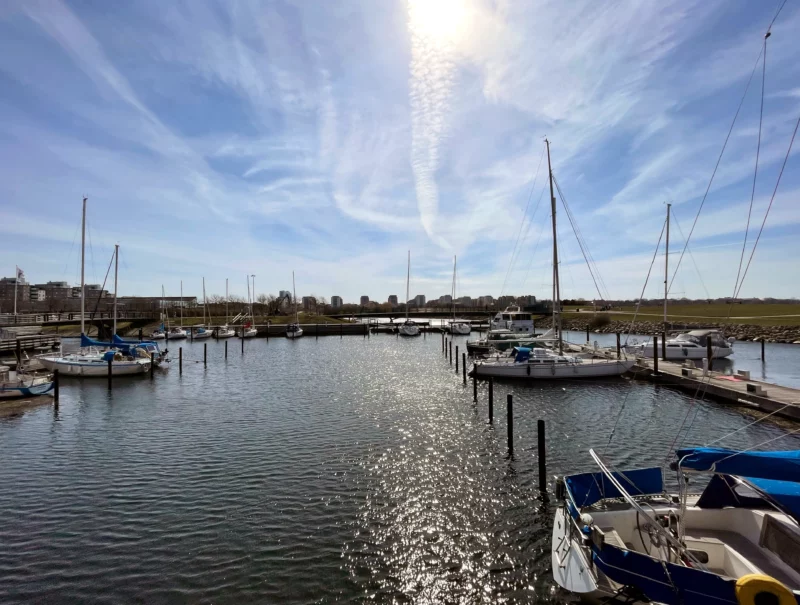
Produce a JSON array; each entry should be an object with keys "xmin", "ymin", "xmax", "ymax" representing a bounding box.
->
[{"xmin": 735, "ymin": 574, "xmax": 794, "ymax": 605}]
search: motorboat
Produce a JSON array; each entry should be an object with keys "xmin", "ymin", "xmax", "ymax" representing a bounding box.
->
[
  {"xmin": 490, "ymin": 305, "xmax": 536, "ymax": 333},
  {"xmin": 168, "ymin": 327, "xmax": 187, "ymax": 340},
  {"xmin": 286, "ymin": 323, "xmax": 304, "ymax": 339},
  {"xmin": 193, "ymin": 327, "xmax": 213, "ymax": 339},
  {"xmin": 398, "ymin": 319, "xmax": 420, "ymax": 337},
  {"xmin": 625, "ymin": 329, "xmax": 734, "ymax": 360},
  {"xmin": 216, "ymin": 325, "xmax": 236, "ymax": 338},
  {"xmin": 471, "ymin": 346, "xmax": 634, "ymax": 378},
  {"xmin": 552, "ymin": 447, "xmax": 800, "ymax": 604},
  {"xmin": 0, "ymin": 365, "xmax": 54, "ymax": 399},
  {"xmin": 150, "ymin": 328, "xmax": 166, "ymax": 340}
]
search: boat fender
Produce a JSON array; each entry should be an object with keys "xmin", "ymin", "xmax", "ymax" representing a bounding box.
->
[
  {"xmin": 735, "ymin": 574, "xmax": 794, "ymax": 605},
  {"xmin": 551, "ymin": 364, "xmax": 555, "ymax": 376},
  {"xmin": 554, "ymin": 477, "xmax": 565, "ymax": 500},
  {"xmin": 527, "ymin": 364, "xmax": 531, "ymax": 376}
]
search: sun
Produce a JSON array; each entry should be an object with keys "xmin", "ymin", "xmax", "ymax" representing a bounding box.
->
[{"xmin": 408, "ymin": 0, "xmax": 467, "ymax": 47}]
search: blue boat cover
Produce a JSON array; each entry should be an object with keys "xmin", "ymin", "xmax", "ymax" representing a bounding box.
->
[
  {"xmin": 565, "ymin": 467, "xmax": 663, "ymax": 509},
  {"xmin": 513, "ymin": 347, "xmax": 531, "ymax": 362},
  {"xmin": 676, "ymin": 447, "xmax": 800, "ymax": 483},
  {"xmin": 748, "ymin": 477, "xmax": 800, "ymax": 523}
]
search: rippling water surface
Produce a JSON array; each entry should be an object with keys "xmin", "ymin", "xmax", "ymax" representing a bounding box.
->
[{"xmin": 1, "ymin": 333, "xmax": 798, "ymax": 603}]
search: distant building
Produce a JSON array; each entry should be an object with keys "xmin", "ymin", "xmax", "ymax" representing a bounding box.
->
[
  {"xmin": 38, "ymin": 281, "xmax": 71, "ymax": 301},
  {"xmin": 413, "ymin": 294, "xmax": 426, "ymax": 307},
  {"xmin": 331, "ymin": 296, "xmax": 343, "ymax": 309},
  {"xmin": 302, "ymin": 296, "xmax": 314, "ymax": 310},
  {"xmin": 457, "ymin": 296, "xmax": 473, "ymax": 307},
  {"xmin": 497, "ymin": 295, "xmax": 515, "ymax": 308},
  {"xmin": 0, "ymin": 276, "xmax": 29, "ymax": 308},
  {"xmin": 29, "ymin": 286, "xmax": 46, "ymax": 301},
  {"xmin": 438, "ymin": 294, "xmax": 452, "ymax": 305},
  {"xmin": 478, "ymin": 295, "xmax": 494, "ymax": 307},
  {"xmin": 388, "ymin": 295, "xmax": 398, "ymax": 306},
  {"xmin": 279, "ymin": 290, "xmax": 291, "ymax": 300},
  {"xmin": 360, "ymin": 295, "xmax": 370, "ymax": 306},
  {"xmin": 117, "ymin": 296, "xmax": 197, "ymax": 310}
]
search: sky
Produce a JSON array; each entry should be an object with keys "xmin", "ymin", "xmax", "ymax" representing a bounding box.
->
[{"xmin": 1, "ymin": 0, "xmax": 799, "ymax": 304}]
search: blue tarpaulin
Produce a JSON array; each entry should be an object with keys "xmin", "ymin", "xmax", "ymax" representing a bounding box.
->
[
  {"xmin": 513, "ymin": 347, "xmax": 531, "ymax": 362},
  {"xmin": 676, "ymin": 447, "xmax": 800, "ymax": 483},
  {"xmin": 565, "ymin": 467, "xmax": 663, "ymax": 509}
]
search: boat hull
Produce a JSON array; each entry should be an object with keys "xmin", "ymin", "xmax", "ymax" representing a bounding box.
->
[
  {"xmin": 38, "ymin": 356, "xmax": 150, "ymax": 376},
  {"xmin": 286, "ymin": 329, "xmax": 304, "ymax": 339},
  {"xmin": 472, "ymin": 359, "xmax": 634, "ymax": 378},
  {"xmin": 193, "ymin": 331, "xmax": 212, "ymax": 339},
  {"xmin": 0, "ymin": 380, "xmax": 54, "ymax": 399},
  {"xmin": 398, "ymin": 326, "xmax": 420, "ymax": 337},
  {"xmin": 449, "ymin": 323, "xmax": 471, "ymax": 335},
  {"xmin": 625, "ymin": 344, "xmax": 733, "ymax": 360},
  {"xmin": 215, "ymin": 329, "xmax": 236, "ymax": 338}
]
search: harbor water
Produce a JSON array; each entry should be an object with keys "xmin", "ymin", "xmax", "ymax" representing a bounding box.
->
[{"xmin": 1, "ymin": 334, "xmax": 799, "ymax": 603}]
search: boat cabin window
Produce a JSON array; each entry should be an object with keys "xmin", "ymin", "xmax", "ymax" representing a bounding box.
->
[{"xmin": 502, "ymin": 314, "xmax": 511, "ymax": 320}]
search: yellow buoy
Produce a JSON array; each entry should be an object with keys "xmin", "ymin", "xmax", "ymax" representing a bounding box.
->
[{"xmin": 735, "ymin": 574, "xmax": 794, "ymax": 605}]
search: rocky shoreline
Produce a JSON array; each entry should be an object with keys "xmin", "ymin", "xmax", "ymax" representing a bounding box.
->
[{"xmin": 561, "ymin": 318, "xmax": 800, "ymax": 344}]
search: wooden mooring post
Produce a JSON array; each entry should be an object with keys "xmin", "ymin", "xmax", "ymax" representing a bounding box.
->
[
  {"xmin": 53, "ymin": 370, "xmax": 59, "ymax": 404},
  {"xmin": 456, "ymin": 346, "xmax": 459, "ymax": 373},
  {"xmin": 179, "ymin": 347, "xmax": 183, "ymax": 374},
  {"xmin": 15, "ymin": 339, "xmax": 21, "ymax": 366},
  {"xmin": 586, "ymin": 325, "xmax": 589, "ymax": 342},
  {"xmin": 473, "ymin": 372, "xmax": 477, "ymax": 400},
  {"xmin": 488, "ymin": 377, "xmax": 494, "ymax": 423},
  {"xmin": 150, "ymin": 353, "xmax": 155, "ymax": 378},
  {"xmin": 707, "ymin": 340, "xmax": 713, "ymax": 372},
  {"xmin": 538, "ymin": 419, "xmax": 547, "ymax": 496},
  {"xmin": 616, "ymin": 332, "xmax": 621, "ymax": 359},
  {"xmin": 662, "ymin": 330, "xmax": 667, "ymax": 360},
  {"xmin": 204, "ymin": 343, "xmax": 207, "ymax": 367},
  {"xmin": 190, "ymin": 327, "xmax": 194, "ymax": 342},
  {"xmin": 462, "ymin": 352, "xmax": 466, "ymax": 384},
  {"xmin": 107, "ymin": 357, "xmax": 113, "ymax": 390},
  {"xmin": 225, "ymin": 340, "xmax": 228, "ymax": 359},
  {"xmin": 653, "ymin": 336, "xmax": 659, "ymax": 374},
  {"xmin": 241, "ymin": 333, "xmax": 244, "ymax": 354},
  {"xmin": 449, "ymin": 340, "xmax": 452, "ymax": 365},
  {"xmin": 507, "ymin": 394, "xmax": 514, "ymax": 454},
  {"xmin": 761, "ymin": 339, "xmax": 765, "ymax": 360}
]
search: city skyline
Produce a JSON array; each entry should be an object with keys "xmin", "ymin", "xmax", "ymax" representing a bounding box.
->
[{"xmin": 1, "ymin": 2, "xmax": 799, "ymax": 302}]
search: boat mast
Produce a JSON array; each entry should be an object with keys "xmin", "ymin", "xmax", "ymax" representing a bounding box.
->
[
  {"xmin": 663, "ymin": 203, "xmax": 671, "ymax": 332},
  {"xmin": 292, "ymin": 271, "xmax": 298, "ymax": 323},
  {"xmin": 162, "ymin": 285, "xmax": 168, "ymax": 330},
  {"xmin": 452, "ymin": 256, "xmax": 456, "ymax": 321},
  {"xmin": 202, "ymin": 277, "xmax": 207, "ymax": 325},
  {"xmin": 225, "ymin": 278, "xmax": 229, "ymax": 324},
  {"xmin": 406, "ymin": 251, "xmax": 411, "ymax": 320},
  {"xmin": 80, "ymin": 197, "xmax": 87, "ymax": 336},
  {"xmin": 180, "ymin": 280, "xmax": 183, "ymax": 328},
  {"xmin": 246, "ymin": 275, "xmax": 251, "ymax": 324},
  {"xmin": 251, "ymin": 275, "xmax": 255, "ymax": 323},
  {"xmin": 113, "ymin": 243, "xmax": 119, "ymax": 336},
  {"xmin": 546, "ymin": 139, "xmax": 562, "ymax": 354}
]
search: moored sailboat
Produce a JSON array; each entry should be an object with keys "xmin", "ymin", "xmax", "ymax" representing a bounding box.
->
[
  {"xmin": 398, "ymin": 251, "xmax": 421, "ymax": 337},
  {"xmin": 286, "ymin": 271, "xmax": 304, "ymax": 339},
  {"xmin": 448, "ymin": 256, "xmax": 471, "ymax": 335},
  {"xmin": 216, "ymin": 278, "xmax": 237, "ymax": 338}
]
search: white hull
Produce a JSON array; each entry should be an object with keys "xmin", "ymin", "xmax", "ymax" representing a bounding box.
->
[
  {"xmin": 150, "ymin": 332, "xmax": 166, "ymax": 340},
  {"xmin": 39, "ymin": 355, "xmax": 150, "ymax": 376},
  {"xmin": 398, "ymin": 325, "xmax": 420, "ymax": 337},
  {"xmin": 193, "ymin": 330, "xmax": 213, "ymax": 339},
  {"xmin": 625, "ymin": 343, "xmax": 733, "ymax": 360},
  {"xmin": 168, "ymin": 330, "xmax": 187, "ymax": 340},
  {"xmin": 286, "ymin": 328, "xmax": 304, "ymax": 339},
  {"xmin": 216, "ymin": 327, "xmax": 236, "ymax": 338},
  {"xmin": 240, "ymin": 329, "xmax": 257, "ymax": 338},
  {"xmin": 449, "ymin": 322, "xmax": 471, "ymax": 335},
  {"xmin": 0, "ymin": 376, "xmax": 54, "ymax": 399},
  {"xmin": 473, "ymin": 358, "xmax": 634, "ymax": 378}
]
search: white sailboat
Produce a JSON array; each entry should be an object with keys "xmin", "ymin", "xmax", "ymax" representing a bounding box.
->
[
  {"xmin": 39, "ymin": 199, "xmax": 150, "ymax": 376},
  {"xmin": 471, "ymin": 140, "xmax": 633, "ymax": 379},
  {"xmin": 216, "ymin": 278, "xmax": 236, "ymax": 338},
  {"xmin": 194, "ymin": 277, "xmax": 213, "ymax": 339},
  {"xmin": 240, "ymin": 274, "xmax": 257, "ymax": 338},
  {"xmin": 167, "ymin": 281, "xmax": 188, "ymax": 339},
  {"xmin": 398, "ymin": 251, "xmax": 421, "ymax": 337},
  {"xmin": 286, "ymin": 271, "xmax": 304, "ymax": 339},
  {"xmin": 448, "ymin": 256, "xmax": 471, "ymax": 335},
  {"xmin": 150, "ymin": 286, "xmax": 166, "ymax": 340}
]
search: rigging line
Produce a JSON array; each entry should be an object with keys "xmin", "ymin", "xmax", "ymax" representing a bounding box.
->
[
  {"xmin": 704, "ymin": 403, "xmax": 797, "ymax": 448},
  {"xmin": 734, "ymin": 112, "xmax": 800, "ymax": 301},
  {"xmin": 767, "ymin": 0, "xmax": 790, "ymax": 33},
  {"xmin": 697, "ymin": 427, "xmax": 800, "ymax": 468},
  {"xmin": 552, "ymin": 175, "xmax": 607, "ymax": 302},
  {"xmin": 61, "ymin": 220, "xmax": 81, "ymax": 279},
  {"xmin": 500, "ymin": 145, "xmax": 546, "ymax": 297},
  {"xmin": 556, "ymin": 177, "xmax": 611, "ymax": 300},
  {"xmin": 90, "ymin": 249, "xmax": 115, "ymax": 319},
  {"xmin": 623, "ymin": 217, "xmax": 666, "ymax": 346},
  {"xmin": 508, "ymin": 187, "xmax": 548, "ymax": 286},
  {"xmin": 733, "ymin": 34, "xmax": 768, "ymax": 298},
  {"xmin": 670, "ymin": 209, "xmax": 710, "ymax": 300},
  {"xmin": 667, "ymin": 46, "xmax": 764, "ymax": 296},
  {"xmin": 520, "ymin": 216, "xmax": 547, "ymax": 289}
]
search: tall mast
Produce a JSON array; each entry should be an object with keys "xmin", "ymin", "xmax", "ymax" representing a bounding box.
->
[
  {"xmin": 406, "ymin": 251, "xmax": 411, "ymax": 320},
  {"xmin": 292, "ymin": 271, "xmax": 298, "ymax": 323},
  {"xmin": 664, "ymin": 203, "xmax": 671, "ymax": 330},
  {"xmin": 225, "ymin": 278, "xmax": 229, "ymax": 324},
  {"xmin": 251, "ymin": 275, "xmax": 255, "ymax": 322},
  {"xmin": 162, "ymin": 285, "xmax": 168, "ymax": 330},
  {"xmin": 180, "ymin": 280, "xmax": 183, "ymax": 328},
  {"xmin": 113, "ymin": 243, "xmax": 119, "ymax": 336},
  {"xmin": 80, "ymin": 197, "xmax": 87, "ymax": 336},
  {"xmin": 546, "ymin": 139, "xmax": 562, "ymax": 354},
  {"xmin": 246, "ymin": 275, "xmax": 251, "ymax": 324},
  {"xmin": 202, "ymin": 277, "xmax": 207, "ymax": 325},
  {"xmin": 452, "ymin": 255, "xmax": 457, "ymax": 320}
]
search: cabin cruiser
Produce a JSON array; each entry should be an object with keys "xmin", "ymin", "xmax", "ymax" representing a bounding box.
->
[
  {"xmin": 490, "ymin": 306, "xmax": 535, "ymax": 333},
  {"xmin": 398, "ymin": 319, "xmax": 420, "ymax": 337},
  {"xmin": 193, "ymin": 326, "xmax": 213, "ymax": 339},
  {"xmin": 168, "ymin": 327, "xmax": 187, "ymax": 340},
  {"xmin": 625, "ymin": 329, "xmax": 734, "ymax": 360},
  {"xmin": 553, "ymin": 447, "xmax": 800, "ymax": 604},
  {"xmin": 216, "ymin": 325, "xmax": 236, "ymax": 338},
  {"xmin": 448, "ymin": 320, "xmax": 471, "ymax": 335}
]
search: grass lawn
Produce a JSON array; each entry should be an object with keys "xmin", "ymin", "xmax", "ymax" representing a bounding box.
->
[{"xmin": 562, "ymin": 303, "xmax": 800, "ymax": 326}]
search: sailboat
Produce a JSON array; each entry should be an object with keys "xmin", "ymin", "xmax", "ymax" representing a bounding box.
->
[
  {"xmin": 167, "ymin": 281, "xmax": 188, "ymax": 339},
  {"xmin": 216, "ymin": 278, "xmax": 236, "ymax": 338},
  {"xmin": 194, "ymin": 277, "xmax": 213, "ymax": 339},
  {"xmin": 0, "ymin": 365, "xmax": 54, "ymax": 399},
  {"xmin": 448, "ymin": 256, "xmax": 471, "ymax": 335},
  {"xmin": 470, "ymin": 140, "xmax": 633, "ymax": 378},
  {"xmin": 398, "ymin": 251, "xmax": 421, "ymax": 337},
  {"xmin": 39, "ymin": 199, "xmax": 151, "ymax": 376},
  {"xmin": 286, "ymin": 271, "xmax": 304, "ymax": 339},
  {"xmin": 240, "ymin": 274, "xmax": 257, "ymax": 338}
]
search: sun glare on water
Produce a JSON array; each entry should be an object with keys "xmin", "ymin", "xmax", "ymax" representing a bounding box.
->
[{"xmin": 408, "ymin": 0, "xmax": 467, "ymax": 47}]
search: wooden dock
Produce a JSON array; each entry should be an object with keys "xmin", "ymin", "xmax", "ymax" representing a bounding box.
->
[
  {"xmin": 632, "ymin": 358, "xmax": 800, "ymax": 422},
  {"xmin": 0, "ymin": 334, "xmax": 61, "ymax": 354}
]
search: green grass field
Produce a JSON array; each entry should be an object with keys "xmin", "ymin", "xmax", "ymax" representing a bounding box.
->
[{"xmin": 562, "ymin": 303, "xmax": 800, "ymax": 326}]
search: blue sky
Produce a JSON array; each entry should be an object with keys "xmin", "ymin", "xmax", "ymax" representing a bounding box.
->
[{"xmin": 1, "ymin": 0, "xmax": 799, "ymax": 303}]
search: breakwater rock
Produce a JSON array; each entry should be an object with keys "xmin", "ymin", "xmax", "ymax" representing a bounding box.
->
[{"xmin": 561, "ymin": 318, "xmax": 800, "ymax": 344}]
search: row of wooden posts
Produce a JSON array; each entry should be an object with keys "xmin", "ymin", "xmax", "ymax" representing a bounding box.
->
[{"xmin": 441, "ymin": 332, "xmax": 548, "ymax": 497}]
